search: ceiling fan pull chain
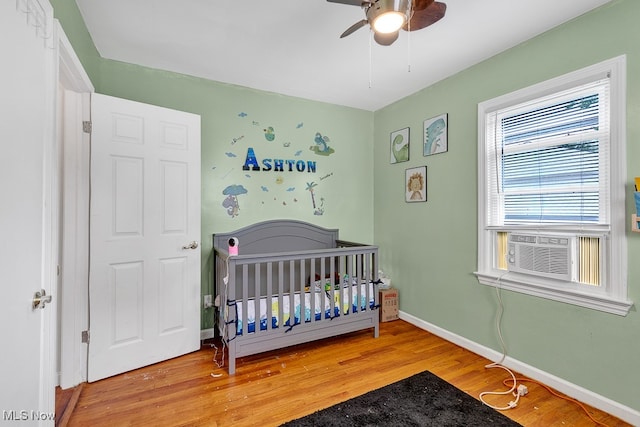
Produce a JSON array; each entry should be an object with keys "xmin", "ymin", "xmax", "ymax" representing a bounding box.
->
[
  {"xmin": 407, "ymin": 11, "xmax": 411, "ymax": 72},
  {"xmin": 369, "ymin": 29, "xmax": 373, "ymax": 88}
]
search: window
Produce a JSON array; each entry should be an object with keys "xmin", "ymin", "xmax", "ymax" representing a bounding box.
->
[{"xmin": 476, "ymin": 56, "xmax": 631, "ymax": 315}]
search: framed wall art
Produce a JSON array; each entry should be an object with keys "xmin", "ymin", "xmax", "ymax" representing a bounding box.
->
[
  {"xmin": 405, "ymin": 165, "xmax": 427, "ymax": 203},
  {"xmin": 390, "ymin": 127, "xmax": 410, "ymax": 164},
  {"xmin": 423, "ymin": 113, "xmax": 448, "ymax": 156}
]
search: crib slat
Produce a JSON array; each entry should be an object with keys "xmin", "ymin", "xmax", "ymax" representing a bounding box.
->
[
  {"xmin": 356, "ymin": 253, "xmax": 363, "ymax": 312},
  {"xmin": 288, "ymin": 260, "xmax": 295, "ymax": 328},
  {"xmin": 227, "ymin": 258, "xmax": 237, "ymax": 341},
  {"xmin": 351, "ymin": 254, "xmax": 357, "ymax": 313},
  {"xmin": 346, "ymin": 254, "xmax": 353, "ymax": 315},
  {"xmin": 365, "ymin": 252, "xmax": 372, "ymax": 311},
  {"xmin": 242, "ymin": 264, "xmax": 249, "ymax": 336},
  {"xmin": 319, "ymin": 256, "xmax": 326, "ymax": 319},
  {"xmin": 266, "ymin": 262, "xmax": 273, "ymax": 331},
  {"xmin": 329, "ymin": 256, "xmax": 336, "ymax": 317},
  {"xmin": 309, "ymin": 257, "xmax": 316, "ymax": 324},
  {"xmin": 369, "ymin": 250, "xmax": 378, "ymax": 314},
  {"xmin": 299, "ymin": 258, "xmax": 306, "ymax": 325},
  {"xmin": 278, "ymin": 261, "xmax": 284, "ymax": 329},
  {"xmin": 357, "ymin": 254, "xmax": 362, "ymax": 311},
  {"xmin": 254, "ymin": 263, "xmax": 261, "ymax": 332}
]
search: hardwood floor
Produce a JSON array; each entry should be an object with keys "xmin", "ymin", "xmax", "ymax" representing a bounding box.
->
[{"xmin": 56, "ymin": 320, "xmax": 630, "ymax": 427}]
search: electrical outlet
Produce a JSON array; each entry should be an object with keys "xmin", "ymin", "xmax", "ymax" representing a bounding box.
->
[{"xmin": 203, "ymin": 294, "xmax": 212, "ymax": 308}]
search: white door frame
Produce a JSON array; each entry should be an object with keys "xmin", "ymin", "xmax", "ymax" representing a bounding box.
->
[
  {"xmin": 56, "ymin": 21, "xmax": 94, "ymax": 389},
  {"xmin": 40, "ymin": 5, "xmax": 58, "ymax": 417}
]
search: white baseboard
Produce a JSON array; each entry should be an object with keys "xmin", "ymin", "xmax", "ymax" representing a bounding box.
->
[
  {"xmin": 399, "ymin": 311, "xmax": 640, "ymax": 426},
  {"xmin": 200, "ymin": 328, "xmax": 215, "ymax": 341}
]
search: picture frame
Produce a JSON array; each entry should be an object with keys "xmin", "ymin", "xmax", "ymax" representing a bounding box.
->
[
  {"xmin": 423, "ymin": 113, "xmax": 448, "ymax": 156},
  {"xmin": 405, "ymin": 166, "xmax": 427, "ymax": 203},
  {"xmin": 390, "ymin": 127, "xmax": 410, "ymax": 164}
]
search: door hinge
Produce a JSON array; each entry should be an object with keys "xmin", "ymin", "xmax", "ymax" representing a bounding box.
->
[
  {"xmin": 81, "ymin": 330, "xmax": 90, "ymax": 344},
  {"xmin": 82, "ymin": 121, "xmax": 92, "ymax": 134}
]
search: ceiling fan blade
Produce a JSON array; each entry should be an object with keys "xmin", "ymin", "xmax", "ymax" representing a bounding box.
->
[
  {"xmin": 412, "ymin": 0, "xmax": 434, "ymax": 12},
  {"xmin": 327, "ymin": 0, "xmax": 366, "ymax": 6},
  {"xmin": 373, "ymin": 30, "xmax": 399, "ymax": 46},
  {"xmin": 340, "ymin": 19, "xmax": 369, "ymax": 38},
  {"xmin": 404, "ymin": 1, "xmax": 446, "ymax": 31}
]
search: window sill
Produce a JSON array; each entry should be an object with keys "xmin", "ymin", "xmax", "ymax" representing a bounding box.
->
[{"xmin": 475, "ymin": 271, "xmax": 633, "ymax": 316}]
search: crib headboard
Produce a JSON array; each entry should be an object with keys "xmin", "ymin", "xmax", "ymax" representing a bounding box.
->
[{"xmin": 212, "ymin": 219, "xmax": 339, "ymax": 255}]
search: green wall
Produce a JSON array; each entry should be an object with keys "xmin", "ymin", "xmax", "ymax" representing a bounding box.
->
[
  {"xmin": 53, "ymin": 0, "xmax": 640, "ymax": 414},
  {"xmin": 373, "ymin": 0, "xmax": 639, "ymax": 412}
]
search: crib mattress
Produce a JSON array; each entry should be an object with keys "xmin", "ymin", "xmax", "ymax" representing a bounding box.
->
[{"xmin": 235, "ymin": 281, "xmax": 375, "ymax": 334}]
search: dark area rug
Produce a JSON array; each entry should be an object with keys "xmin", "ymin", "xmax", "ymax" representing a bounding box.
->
[{"xmin": 281, "ymin": 370, "xmax": 522, "ymax": 427}]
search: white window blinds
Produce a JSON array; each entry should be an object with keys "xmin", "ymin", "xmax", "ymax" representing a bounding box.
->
[{"xmin": 485, "ymin": 77, "xmax": 610, "ymax": 227}]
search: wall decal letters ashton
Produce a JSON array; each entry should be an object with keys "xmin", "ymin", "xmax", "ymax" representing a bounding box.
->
[{"xmin": 242, "ymin": 147, "xmax": 317, "ymax": 173}]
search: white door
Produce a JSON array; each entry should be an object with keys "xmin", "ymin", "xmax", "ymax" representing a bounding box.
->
[
  {"xmin": 1, "ymin": 1, "xmax": 56, "ymax": 423},
  {"xmin": 88, "ymin": 93, "xmax": 201, "ymax": 382}
]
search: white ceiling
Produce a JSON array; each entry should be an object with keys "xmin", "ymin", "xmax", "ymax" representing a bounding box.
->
[{"xmin": 75, "ymin": 0, "xmax": 612, "ymax": 111}]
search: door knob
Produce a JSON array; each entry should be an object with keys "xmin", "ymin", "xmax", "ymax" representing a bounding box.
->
[
  {"xmin": 32, "ymin": 289, "xmax": 52, "ymax": 310},
  {"xmin": 182, "ymin": 241, "xmax": 199, "ymax": 250}
]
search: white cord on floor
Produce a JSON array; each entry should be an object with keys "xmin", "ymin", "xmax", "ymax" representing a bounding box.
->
[
  {"xmin": 479, "ymin": 272, "xmax": 523, "ymax": 410},
  {"xmin": 211, "ymin": 341, "xmax": 226, "ymax": 370},
  {"xmin": 480, "ymin": 362, "xmax": 521, "ymax": 410}
]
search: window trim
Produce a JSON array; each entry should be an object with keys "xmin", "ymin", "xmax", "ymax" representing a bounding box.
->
[{"xmin": 475, "ymin": 55, "xmax": 632, "ymax": 316}]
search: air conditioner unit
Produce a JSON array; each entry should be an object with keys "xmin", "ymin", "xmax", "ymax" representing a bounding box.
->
[{"xmin": 507, "ymin": 234, "xmax": 572, "ymax": 281}]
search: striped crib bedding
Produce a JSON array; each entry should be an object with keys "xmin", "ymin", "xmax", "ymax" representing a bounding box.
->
[{"xmin": 235, "ymin": 281, "xmax": 376, "ymax": 334}]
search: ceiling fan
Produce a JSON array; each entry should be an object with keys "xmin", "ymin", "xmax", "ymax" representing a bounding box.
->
[{"xmin": 328, "ymin": 0, "xmax": 447, "ymax": 46}]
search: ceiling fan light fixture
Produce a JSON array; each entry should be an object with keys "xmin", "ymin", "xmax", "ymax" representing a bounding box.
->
[
  {"xmin": 367, "ymin": 0, "xmax": 410, "ymax": 34},
  {"xmin": 372, "ymin": 12, "xmax": 406, "ymax": 33}
]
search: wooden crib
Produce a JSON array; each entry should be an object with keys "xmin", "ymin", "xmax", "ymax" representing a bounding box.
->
[{"xmin": 213, "ymin": 219, "xmax": 379, "ymax": 374}]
